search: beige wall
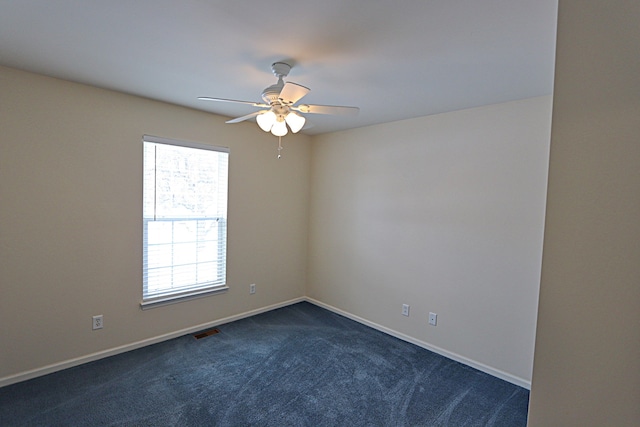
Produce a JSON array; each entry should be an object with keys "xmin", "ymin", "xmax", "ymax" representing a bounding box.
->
[
  {"xmin": 528, "ymin": 1, "xmax": 640, "ymax": 425},
  {"xmin": 0, "ymin": 66, "xmax": 310, "ymax": 384},
  {"xmin": 307, "ymin": 96, "xmax": 552, "ymax": 386}
]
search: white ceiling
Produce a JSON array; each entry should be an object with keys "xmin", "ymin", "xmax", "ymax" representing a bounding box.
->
[{"xmin": 0, "ymin": 0, "xmax": 558, "ymax": 135}]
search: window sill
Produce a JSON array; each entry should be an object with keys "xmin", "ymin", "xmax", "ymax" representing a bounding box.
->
[{"xmin": 140, "ymin": 286, "xmax": 229, "ymax": 310}]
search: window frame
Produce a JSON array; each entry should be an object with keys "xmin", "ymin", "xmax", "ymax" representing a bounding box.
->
[{"xmin": 140, "ymin": 135, "xmax": 230, "ymax": 309}]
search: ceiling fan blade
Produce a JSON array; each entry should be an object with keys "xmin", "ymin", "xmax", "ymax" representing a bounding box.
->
[
  {"xmin": 294, "ymin": 104, "xmax": 360, "ymax": 116},
  {"xmin": 198, "ymin": 97, "xmax": 269, "ymax": 108},
  {"xmin": 278, "ymin": 82, "xmax": 310, "ymax": 105},
  {"xmin": 225, "ymin": 111, "xmax": 264, "ymax": 124}
]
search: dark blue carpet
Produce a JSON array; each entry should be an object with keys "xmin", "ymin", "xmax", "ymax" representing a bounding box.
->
[{"xmin": 0, "ymin": 302, "xmax": 529, "ymax": 426}]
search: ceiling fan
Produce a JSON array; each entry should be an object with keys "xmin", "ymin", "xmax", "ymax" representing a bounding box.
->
[{"xmin": 198, "ymin": 62, "xmax": 359, "ymax": 137}]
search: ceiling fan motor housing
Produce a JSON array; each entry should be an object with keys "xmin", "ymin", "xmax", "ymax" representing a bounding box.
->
[{"xmin": 261, "ymin": 81, "xmax": 284, "ymax": 104}]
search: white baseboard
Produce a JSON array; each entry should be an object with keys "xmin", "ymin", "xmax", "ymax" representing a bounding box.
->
[
  {"xmin": 0, "ymin": 297, "xmax": 305, "ymax": 388},
  {"xmin": 304, "ymin": 297, "xmax": 531, "ymax": 390},
  {"xmin": 1, "ymin": 296, "xmax": 529, "ymax": 390}
]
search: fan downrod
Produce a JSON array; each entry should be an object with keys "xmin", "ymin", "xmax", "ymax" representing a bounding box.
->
[{"xmin": 262, "ymin": 62, "xmax": 292, "ymax": 104}]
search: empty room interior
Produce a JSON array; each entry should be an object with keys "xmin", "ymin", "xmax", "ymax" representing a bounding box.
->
[{"xmin": 1, "ymin": 1, "xmax": 638, "ymax": 425}]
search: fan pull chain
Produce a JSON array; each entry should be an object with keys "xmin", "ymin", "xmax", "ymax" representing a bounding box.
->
[{"xmin": 277, "ymin": 135, "xmax": 283, "ymax": 159}]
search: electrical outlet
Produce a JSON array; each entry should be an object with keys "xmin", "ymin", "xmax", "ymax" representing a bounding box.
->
[
  {"xmin": 402, "ymin": 304, "xmax": 410, "ymax": 316},
  {"xmin": 429, "ymin": 312, "xmax": 437, "ymax": 326},
  {"xmin": 92, "ymin": 315, "xmax": 103, "ymax": 330},
  {"xmin": 249, "ymin": 283, "xmax": 256, "ymax": 295}
]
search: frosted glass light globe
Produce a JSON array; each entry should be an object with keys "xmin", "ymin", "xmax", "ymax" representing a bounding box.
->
[
  {"xmin": 285, "ymin": 112, "xmax": 305, "ymax": 133},
  {"xmin": 271, "ymin": 120, "xmax": 288, "ymax": 136},
  {"xmin": 256, "ymin": 111, "xmax": 276, "ymax": 132}
]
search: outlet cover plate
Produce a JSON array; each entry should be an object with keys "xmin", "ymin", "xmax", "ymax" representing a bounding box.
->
[
  {"xmin": 429, "ymin": 312, "xmax": 437, "ymax": 326},
  {"xmin": 92, "ymin": 315, "xmax": 103, "ymax": 330}
]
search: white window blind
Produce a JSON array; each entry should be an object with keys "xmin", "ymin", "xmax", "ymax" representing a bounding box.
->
[{"xmin": 142, "ymin": 135, "xmax": 229, "ymax": 308}]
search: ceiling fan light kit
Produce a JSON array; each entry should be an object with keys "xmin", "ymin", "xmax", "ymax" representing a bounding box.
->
[{"xmin": 199, "ymin": 61, "xmax": 359, "ymax": 157}]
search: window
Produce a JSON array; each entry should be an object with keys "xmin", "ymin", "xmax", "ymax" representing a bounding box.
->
[{"xmin": 142, "ymin": 135, "xmax": 229, "ymax": 308}]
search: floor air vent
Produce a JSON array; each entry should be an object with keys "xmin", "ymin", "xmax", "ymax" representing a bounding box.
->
[{"xmin": 193, "ymin": 328, "xmax": 220, "ymax": 340}]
